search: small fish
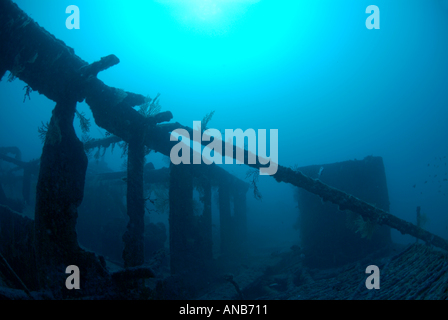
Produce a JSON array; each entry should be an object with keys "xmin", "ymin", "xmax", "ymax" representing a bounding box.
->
[
  {"xmin": 428, "ymin": 164, "xmax": 430, "ymax": 166},
  {"xmin": 413, "ymin": 184, "xmax": 416, "ymax": 188},
  {"xmin": 424, "ymin": 181, "xmax": 427, "ymax": 183},
  {"xmin": 434, "ymin": 175, "xmax": 437, "ymax": 178},
  {"xmin": 443, "ymin": 178, "xmax": 447, "ymax": 182}
]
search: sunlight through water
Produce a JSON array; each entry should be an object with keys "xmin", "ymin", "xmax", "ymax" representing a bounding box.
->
[{"xmin": 156, "ymin": 0, "xmax": 260, "ymax": 34}]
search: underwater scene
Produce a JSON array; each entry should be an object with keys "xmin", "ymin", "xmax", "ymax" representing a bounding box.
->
[{"xmin": 0, "ymin": 0, "xmax": 448, "ymax": 303}]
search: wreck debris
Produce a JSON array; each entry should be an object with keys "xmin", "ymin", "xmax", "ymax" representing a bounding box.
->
[
  {"xmin": 0, "ymin": 205, "xmax": 38, "ymax": 292},
  {"xmin": 0, "ymin": 251, "xmax": 34, "ymax": 299},
  {"xmin": 78, "ymin": 54, "xmax": 119, "ymax": 79},
  {"xmin": 295, "ymin": 157, "xmax": 392, "ymax": 267},
  {"xmin": 83, "ymin": 135, "xmax": 123, "ymax": 153},
  {"xmin": 0, "ymin": 146, "xmax": 22, "ymax": 162},
  {"xmin": 0, "ymin": 148, "xmax": 39, "ymax": 204},
  {"xmin": 272, "ymin": 164, "xmax": 448, "ymax": 251},
  {"xmin": 111, "ymin": 266, "xmax": 155, "ymax": 283},
  {"xmin": 224, "ymin": 273, "xmax": 244, "ymax": 300}
]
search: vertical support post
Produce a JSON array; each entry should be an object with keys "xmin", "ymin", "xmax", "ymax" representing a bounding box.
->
[
  {"xmin": 35, "ymin": 100, "xmax": 106, "ymax": 293},
  {"xmin": 35, "ymin": 100, "xmax": 85, "ymax": 273},
  {"xmin": 122, "ymin": 136, "xmax": 145, "ymax": 268},
  {"xmin": 233, "ymin": 187, "xmax": 248, "ymax": 246},
  {"xmin": 169, "ymin": 162, "xmax": 194, "ymax": 274},
  {"xmin": 201, "ymin": 175, "xmax": 213, "ymax": 260},
  {"xmin": 219, "ymin": 179, "xmax": 232, "ymax": 255}
]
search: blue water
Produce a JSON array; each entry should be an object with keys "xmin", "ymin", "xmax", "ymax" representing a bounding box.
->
[{"xmin": 1, "ymin": 0, "xmax": 448, "ymax": 246}]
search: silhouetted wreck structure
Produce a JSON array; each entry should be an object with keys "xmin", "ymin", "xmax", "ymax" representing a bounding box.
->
[
  {"xmin": 1, "ymin": 0, "xmax": 447, "ymax": 299},
  {"xmin": 295, "ymin": 156, "xmax": 392, "ymax": 268}
]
